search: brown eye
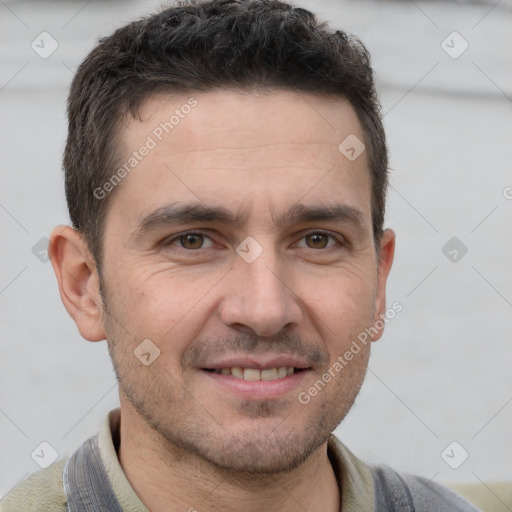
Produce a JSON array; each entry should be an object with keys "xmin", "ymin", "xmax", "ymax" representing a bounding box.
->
[
  {"xmin": 304, "ymin": 233, "xmax": 330, "ymax": 249},
  {"xmin": 165, "ymin": 231, "xmax": 216, "ymax": 252},
  {"xmin": 179, "ymin": 233, "xmax": 204, "ymax": 249}
]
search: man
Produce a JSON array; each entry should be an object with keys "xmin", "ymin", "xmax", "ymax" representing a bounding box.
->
[{"xmin": 1, "ymin": 1, "xmax": 480, "ymax": 510}]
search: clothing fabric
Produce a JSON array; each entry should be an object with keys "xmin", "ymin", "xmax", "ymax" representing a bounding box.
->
[{"xmin": 0, "ymin": 408, "xmax": 480, "ymax": 511}]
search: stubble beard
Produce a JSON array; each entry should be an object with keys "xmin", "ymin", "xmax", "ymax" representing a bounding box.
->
[
  {"xmin": 108, "ymin": 333, "xmax": 368, "ymax": 476},
  {"xmin": 99, "ymin": 276, "xmax": 369, "ymax": 476}
]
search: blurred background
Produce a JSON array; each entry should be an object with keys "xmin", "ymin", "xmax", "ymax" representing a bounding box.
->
[{"xmin": 1, "ymin": 0, "xmax": 511, "ymax": 504}]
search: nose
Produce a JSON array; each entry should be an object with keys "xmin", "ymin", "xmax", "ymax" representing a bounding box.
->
[{"xmin": 219, "ymin": 244, "xmax": 303, "ymax": 338}]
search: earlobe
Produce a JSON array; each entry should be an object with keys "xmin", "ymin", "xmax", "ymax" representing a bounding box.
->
[
  {"xmin": 49, "ymin": 225, "xmax": 106, "ymax": 342},
  {"xmin": 371, "ymin": 228, "xmax": 396, "ymax": 342}
]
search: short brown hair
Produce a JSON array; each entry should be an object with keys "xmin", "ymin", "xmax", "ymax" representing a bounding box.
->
[{"xmin": 64, "ymin": 0, "xmax": 388, "ymax": 266}]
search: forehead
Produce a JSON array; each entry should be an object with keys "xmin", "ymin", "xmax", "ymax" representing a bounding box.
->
[
  {"xmin": 108, "ymin": 89, "xmax": 372, "ymax": 230},
  {"xmin": 130, "ymin": 88, "xmax": 364, "ymax": 152}
]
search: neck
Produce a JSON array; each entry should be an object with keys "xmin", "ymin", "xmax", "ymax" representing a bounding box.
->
[{"xmin": 117, "ymin": 406, "xmax": 340, "ymax": 512}]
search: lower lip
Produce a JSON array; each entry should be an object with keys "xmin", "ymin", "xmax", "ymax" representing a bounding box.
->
[{"xmin": 200, "ymin": 369, "xmax": 310, "ymax": 400}]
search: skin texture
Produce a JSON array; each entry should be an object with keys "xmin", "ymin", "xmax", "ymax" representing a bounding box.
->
[{"xmin": 50, "ymin": 89, "xmax": 395, "ymax": 512}]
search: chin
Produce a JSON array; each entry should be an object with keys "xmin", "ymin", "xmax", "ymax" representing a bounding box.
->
[
  {"xmin": 172, "ymin": 419, "xmax": 329, "ymax": 475},
  {"xmin": 199, "ymin": 439, "xmax": 316, "ymax": 474}
]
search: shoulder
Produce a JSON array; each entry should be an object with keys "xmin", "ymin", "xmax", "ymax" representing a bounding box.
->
[
  {"xmin": 371, "ymin": 465, "xmax": 482, "ymax": 512},
  {"xmin": 445, "ymin": 481, "xmax": 512, "ymax": 512},
  {"xmin": 327, "ymin": 434, "xmax": 482, "ymax": 511},
  {"xmin": 0, "ymin": 458, "xmax": 68, "ymax": 512}
]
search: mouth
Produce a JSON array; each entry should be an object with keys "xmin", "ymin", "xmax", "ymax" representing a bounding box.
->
[
  {"xmin": 199, "ymin": 358, "xmax": 312, "ymax": 400},
  {"xmin": 202, "ymin": 366, "xmax": 307, "ymax": 381}
]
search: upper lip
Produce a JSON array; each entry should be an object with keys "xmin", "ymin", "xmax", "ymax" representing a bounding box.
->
[{"xmin": 202, "ymin": 355, "xmax": 311, "ymax": 371}]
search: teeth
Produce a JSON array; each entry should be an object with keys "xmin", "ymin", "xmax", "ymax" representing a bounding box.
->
[
  {"xmin": 277, "ymin": 366, "xmax": 288, "ymax": 378},
  {"xmin": 231, "ymin": 367, "xmax": 244, "ymax": 379},
  {"xmin": 214, "ymin": 366, "xmax": 296, "ymax": 381},
  {"xmin": 261, "ymin": 368, "xmax": 278, "ymax": 381},
  {"xmin": 243, "ymin": 368, "xmax": 260, "ymax": 381}
]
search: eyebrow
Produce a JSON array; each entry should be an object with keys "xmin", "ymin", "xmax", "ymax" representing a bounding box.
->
[{"xmin": 133, "ymin": 201, "xmax": 366, "ymax": 238}]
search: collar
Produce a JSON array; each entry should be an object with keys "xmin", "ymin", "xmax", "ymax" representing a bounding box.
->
[{"xmin": 64, "ymin": 408, "xmax": 374, "ymax": 512}]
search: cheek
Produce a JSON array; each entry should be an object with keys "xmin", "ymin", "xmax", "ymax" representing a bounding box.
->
[
  {"xmin": 106, "ymin": 262, "xmax": 219, "ymax": 349},
  {"xmin": 296, "ymin": 268, "xmax": 377, "ymax": 372},
  {"xmin": 302, "ymin": 263, "xmax": 377, "ymax": 327}
]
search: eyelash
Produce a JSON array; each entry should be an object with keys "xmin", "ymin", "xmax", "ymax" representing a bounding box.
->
[{"xmin": 164, "ymin": 230, "xmax": 344, "ymax": 251}]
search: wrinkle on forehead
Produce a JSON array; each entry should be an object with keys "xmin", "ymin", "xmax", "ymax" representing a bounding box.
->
[
  {"xmin": 128, "ymin": 89, "xmax": 362, "ymax": 149},
  {"xmin": 162, "ymin": 143, "xmax": 347, "ymax": 174}
]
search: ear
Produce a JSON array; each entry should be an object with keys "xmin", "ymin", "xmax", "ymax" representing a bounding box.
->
[
  {"xmin": 49, "ymin": 225, "xmax": 106, "ymax": 342},
  {"xmin": 371, "ymin": 228, "xmax": 396, "ymax": 342}
]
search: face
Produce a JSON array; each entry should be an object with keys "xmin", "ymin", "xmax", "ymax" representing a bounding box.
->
[{"xmin": 98, "ymin": 89, "xmax": 394, "ymax": 473}]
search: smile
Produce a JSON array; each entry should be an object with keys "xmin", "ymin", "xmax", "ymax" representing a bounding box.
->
[
  {"xmin": 204, "ymin": 366, "xmax": 299, "ymax": 381},
  {"xmin": 200, "ymin": 365, "xmax": 310, "ymax": 400}
]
